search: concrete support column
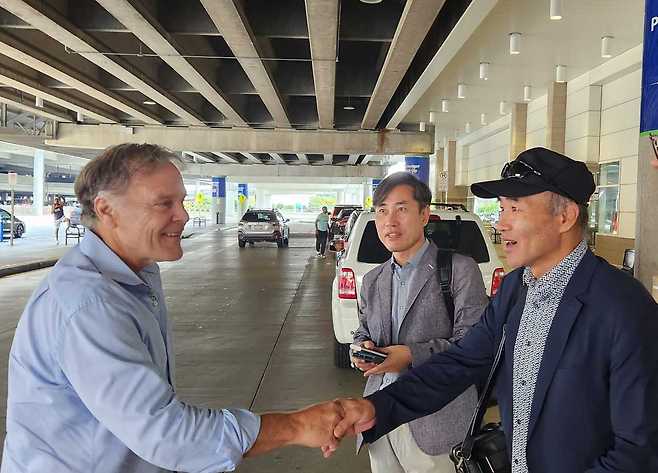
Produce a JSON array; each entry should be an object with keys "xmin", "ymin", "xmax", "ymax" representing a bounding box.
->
[
  {"xmin": 211, "ymin": 176, "xmax": 226, "ymax": 224},
  {"xmin": 237, "ymin": 183, "xmax": 249, "ymax": 216},
  {"xmin": 510, "ymin": 102, "xmax": 528, "ymax": 160},
  {"xmin": 337, "ymin": 190, "xmax": 345, "ymax": 204},
  {"xmin": 0, "ymin": 103, "xmax": 7, "ymax": 127},
  {"xmin": 546, "ymin": 81, "xmax": 567, "ymax": 153},
  {"xmin": 33, "ymin": 149, "xmax": 45, "ymax": 216},
  {"xmin": 433, "ymin": 147, "xmax": 445, "ymax": 201},
  {"xmin": 444, "ymin": 140, "xmax": 467, "ymax": 205},
  {"xmin": 363, "ymin": 179, "xmax": 372, "ymax": 208}
]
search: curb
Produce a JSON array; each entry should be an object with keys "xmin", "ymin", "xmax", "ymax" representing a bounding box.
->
[{"xmin": 0, "ymin": 258, "xmax": 59, "ymax": 279}]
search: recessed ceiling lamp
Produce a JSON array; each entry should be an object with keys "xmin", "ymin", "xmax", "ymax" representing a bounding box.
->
[
  {"xmin": 35, "ymin": 96, "xmax": 43, "ymax": 108},
  {"xmin": 523, "ymin": 85, "xmax": 532, "ymax": 102},
  {"xmin": 419, "ymin": 121, "xmax": 426, "ymax": 132},
  {"xmin": 343, "ymin": 96, "xmax": 355, "ymax": 110},
  {"xmin": 429, "ymin": 111, "xmax": 438, "ymax": 123},
  {"xmin": 509, "ymin": 32, "xmax": 521, "ymax": 55},
  {"xmin": 465, "ymin": 122, "xmax": 472, "ymax": 134},
  {"xmin": 481, "ymin": 113, "xmax": 487, "ymax": 125},
  {"xmin": 143, "ymin": 100, "xmax": 156, "ymax": 105},
  {"xmin": 360, "ymin": 0, "xmax": 383, "ymax": 3},
  {"xmin": 479, "ymin": 62, "xmax": 490, "ymax": 80},
  {"xmin": 441, "ymin": 99, "xmax": 449, "ymax": 113},
  {"xmin": 499, "ymin": 101, "xmax": 507, "ymax": 115},
  {"xmin": 457, "ymin": 83, "xmax": 466, "ymax": 99},
  {"xmin": 549, "ymin": 0, "xmax": 562, "ymax": 20},
  {"xmin": 76, "ymin": 111, "xmax": 84, "ymax": 123},
  {"xmin": 601, "ymin": 36, "xmax": 613, "ymax": 58},
  {"xmin": 555, "ymin": 64, "xmax": 567, "ymax": 83}
]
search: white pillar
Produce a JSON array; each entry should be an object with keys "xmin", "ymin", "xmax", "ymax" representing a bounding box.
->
[{"xmin": 33, "ymin": 149, "xmax": 45, "ymax": 215}]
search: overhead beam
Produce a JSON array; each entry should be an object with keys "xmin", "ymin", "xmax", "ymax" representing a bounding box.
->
[
  {"xmin": 347, "ymin": 154, "xmax": 359, "ymax": 165},
  {"xmin": 200, "ymin": 0, "xmax": 289, "ymax": 128},
  {"xmin": 269, "ymin": 153, "xmax": 287, "ymax": 164},
  {"xmin": 323, "ymin": 154, "xmax": 333, "ymax": 165},
  {"xmin": 0, "ymin": 30, "xmax": 161, "ymax": 124},
  {"xmin": 96, "ymin": 0, "xmax": 246, "ymax": 127},
  {"xmin": 0, "ymin": 63, "xmax": 117, "ymax": 122},
  {"xmin": 296, "ymin": 153, "xmax": 309, "ymax": 164},
  {"xmin": 184, "ymin": 162, "xmax": 386, "ymax": 180},
  {"xmin": 242, "ymin": 152, "xmax": 264, "ymax": 165},
  {"xmin": 0, "ymin": 0, "xmax": 206, "ymax": 126},
  {"xmin": 305, "ymin": 0, "xmax": 338, "ymax": 129},
  {"xmin": 47, "ymin": 123, "xmax": 434, "ymax": 155},
  {"xmin": 184, "ymin": 151, "xmax": 215, "ymax": 163},
  {"xmin": 213, "ymin": 152, "xmax": 240, "ymax": 164},
  {"xmin": 361, "ymin": 0, "xmax": 445, "ymax": 129},
  {"xmin": 0, "ymin": 88, "xmax": 71, "ymax": 122}
]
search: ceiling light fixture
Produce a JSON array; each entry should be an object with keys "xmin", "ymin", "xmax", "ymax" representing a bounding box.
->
[
  {"xmin": 479, "ymin": 62, "xmax": 490, "ymax": 80},
  {"xmin": 499, "ymin": 101, "xmax": 507, "ymax": 115},
  {"xmin": 76, "ymin": 111, "xmax": 83, "ymax": 123},
  {"xmin": 359, "ymin": 0, "xmax": 383, "ymax": 3},
  {"xmin": 523, "ymin": 85, "xmax": 532, "ymax": 102},
  {"xmin": 555, "ymin": 64, "xmax": 567, "ymax": 83},
  {"xmin": 429, "ymin": 111, "xmax": 437, "ymax": 123},
  {"xmin": 457, "ymin": 83, "xmax": 466, "ymax": 99},
  {"xmin": 601, "ymin": 36, "xmax": 613, "ymax": 58},
  {"xmin": 343, "ymin": 96, "xmax": 355, "ymax": 111},
  {"xmin": 549, "ymin": 0, "xmax": 562, "ymax": 20},
  {"xmin": 419, "ymin": 121, "xmax": 426, "ymax": 132},
  {"xmin": 481, "ymin": 113, "xmax": 487, "ymax": 125},
  {"xmin": 465, "ymin": 122, "xmax": 472, "ymax": 133},
  {"xmin": 442, "ymin": 99, "xmax": 449, "ymax": 113},
  {"xmin": 509, "ymin": 32, "xmax": 521, "ymax": 55},
  {"xmin": 143, "ymin": 100, "xmax": 156, "ymax": 105},
  {"xmin": 35, "ymin": 96, "xmax": 43, "ymax": 108}
]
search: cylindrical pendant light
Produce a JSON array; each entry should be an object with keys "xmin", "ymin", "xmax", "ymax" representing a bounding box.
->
[
  {"xmin": 419, "ymin": 122, "xmax": 426, "ymax": 132},
  {"xmin": 481, "ymin": 113, "xmax": 487, "ymax": 125},
  {"xmin": 441, "ymin": 99, "xmax": 449, "ymax": 113},
  {"xmin": 35, "ymin": 96, "xmax": 43, "ymax": 108},
  {"xmin": 601, "ymin": 36, "xmax": 613, "ymax": 58},
  {"xmin": 555, "ymin": 64, "xmax": 567, "ymax": 83},
  {"xmin": 457, "ymin": 83, "xmax": 466, "ymax": 99},
  {"xmin": 465, "ymin": 122, "xmax": 472, "ymax": 134},
  {"xmin": 523, "ymin": 85, "xmax": 532, "ymax": 102},
  {"xmin": 509, "ymin": 33, "xmax": 521, "ymax": 55},
  {"xmin": 429, "ymin": 111, "xmax": 437, "ymax": 124},
  {"xmin": 76, "ymin": 111, "xmax": 84, "ymax": 123},
  {"xmin": 479, "ymin": 62, "xmax": 490, "ymax": 80},
  {"xmin": 499, "ymin": 101, "xmax": 507, "ymax": 115},
  {"xmin": 549, "ymin": 0, "xmax": 562, "ymax": 20}
]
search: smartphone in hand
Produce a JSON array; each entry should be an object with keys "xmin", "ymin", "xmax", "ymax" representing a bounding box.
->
[{"xmin": 350, "ymin": 344, "xmax": 387, "ymax": 364}]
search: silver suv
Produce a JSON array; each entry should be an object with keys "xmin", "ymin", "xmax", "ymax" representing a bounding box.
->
[{"xmin": 238, "ymin": 209, "xmax": 290, "ymax": 248}]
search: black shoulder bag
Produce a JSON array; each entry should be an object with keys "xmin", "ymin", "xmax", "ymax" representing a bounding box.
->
[
  {"xmin": 449, "ymin": 325, "xmax": 510, "ymax": 473},
  {"xmin": 436, "ymin": 250, "xmax": 455, "ymax": 320}
]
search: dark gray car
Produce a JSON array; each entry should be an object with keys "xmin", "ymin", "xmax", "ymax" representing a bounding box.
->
[{"xmin": 0, "ymin": 208, "xmax": 26, "ymax": 238}]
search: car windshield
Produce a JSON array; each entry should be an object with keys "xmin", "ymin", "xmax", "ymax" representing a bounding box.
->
[
  {"xmin": 357, "ymin": 219, "xmax": 490, "ymax": 264},
  {"xmin": 337, "ymin": 208, "xmax": 356, "ymax": 219},
  {"xmin": 242, "ymin": 211, "xmax": 275, "ymax": 222}
]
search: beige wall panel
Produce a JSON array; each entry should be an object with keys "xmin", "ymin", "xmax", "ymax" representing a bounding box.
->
[
  {"xmin": 565, "ymin": 136, "xmax": 600, "ymax": 163},
  {"xmin": 619, "ymin": 183, "xmax": 637, "ymax": 213},
  {"xmin": 601, "ymin": 69, "xmax": 641, "ymax": 110},
  {"xmin": 620, "ymin": 155, "xmax": 639, "ymax": 185},
  {"xmin": 599, "ymin": 127, "xmax": 639, "ymax": 161},
  {"xmin": 618, "ymin": 211, "xmax": 636, "ymax": 239},
  {"xmin": 600, "ymin": 99, "xmax": 640, "ymax": 136}
]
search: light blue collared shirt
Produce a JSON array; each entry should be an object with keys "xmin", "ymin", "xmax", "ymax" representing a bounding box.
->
[
  {"xmin": 1, "ymin": 230, "xmax": 260, "ymax": 473},
  {"xmin": 381, "ymin": 239, "xmax": 430, "ymax": 389}
]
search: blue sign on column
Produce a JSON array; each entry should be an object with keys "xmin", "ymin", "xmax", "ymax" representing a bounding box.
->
[
  {"xmin": 641, "ymin": 1, "xmax": 658, "ymax": 134},
  {"xmin": 372, "ymin": 179, "xmax": 382, "ymax": 192},
  {"xmin": 212, "ymin": 177, "xmax": 226, "ymax": 198},
  {"xmin": 238, "ymin": 183, "xmax": 248, "ymax": 197},
  {"xmin": 404, "ymin": 156, "xmax": 429, "ymax": 185}
]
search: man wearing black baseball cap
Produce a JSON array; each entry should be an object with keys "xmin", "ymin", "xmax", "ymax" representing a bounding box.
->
[{"xmin": 330, "ymin": 147, "xmax": 658, "ymax": 473}]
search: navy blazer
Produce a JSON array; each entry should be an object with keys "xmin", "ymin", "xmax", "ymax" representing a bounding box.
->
[{"xmin": 363, "ymin": 250, "xmax": 658, "ymax": 472}]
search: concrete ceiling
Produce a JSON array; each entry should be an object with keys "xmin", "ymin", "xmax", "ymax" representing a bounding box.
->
[{"xmin": 399, "ymin": 0, "xmax": 645, "ymax": 140}]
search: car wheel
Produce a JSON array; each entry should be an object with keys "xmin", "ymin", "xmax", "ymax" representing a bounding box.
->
[
  {"xmin": 14, "ymin": 224, "xmax": 24, "ymax": 238},
  {"xmin": 276, "ymin": 238, "xmax": 284, "ymax": 248},
  {"xmin": 334, "ymin": 339, "xmax": 352, "ymax": 369},
  {"xmin": 238, "ymin": 239, "xmax": 246, "ymax": 248},
  {"xmin": 284, "ymin": 237, "xmax": 289, "ymax": 247}
]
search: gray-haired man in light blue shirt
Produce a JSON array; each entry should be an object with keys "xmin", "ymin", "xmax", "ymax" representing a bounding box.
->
[{"xmin": 1, "ymin": 144, "xmax": 343, "ymax": 473}]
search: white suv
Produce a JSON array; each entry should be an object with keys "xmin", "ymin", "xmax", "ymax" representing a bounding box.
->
[{"xmin": 330, "ymin": 204, "xmax": 505, "ymax": 368}]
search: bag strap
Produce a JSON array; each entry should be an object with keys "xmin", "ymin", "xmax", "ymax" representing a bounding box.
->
[{"xmin": 436, "ymin": 250, "xmax": 454, "ymax": 324}]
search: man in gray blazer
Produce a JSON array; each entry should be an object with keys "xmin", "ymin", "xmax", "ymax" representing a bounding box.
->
[{"xmin": 352, "ymin": 172, "xmax": 489, "ymax": 473}]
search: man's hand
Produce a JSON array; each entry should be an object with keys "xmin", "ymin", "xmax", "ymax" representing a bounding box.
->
[
  {"xmin": 246, "ymin": 401, "xmax": 344, "ymax": 458},
  {"xmin": 351, "ymin": 340, "xmax": 379, "ymax": 372},
  {"xmin": 334, "ymin": 398, "xmax": 376, "ymax": 438},
  {"xmin": 363, "ymin": 345, "xmax": 412, "ymax": 377}
]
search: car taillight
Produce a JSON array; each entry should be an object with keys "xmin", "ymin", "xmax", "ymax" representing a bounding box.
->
[
  {"xmin": 272, "ymin": 223, "xmax": 281, "ymax": 229},
  {"xmin": 339, "ymin": 268, "xmax": 357, "ymax": 299},
  {"xmin": 491, "ymin": 267, "xmax": 505, "ymax": 296}
]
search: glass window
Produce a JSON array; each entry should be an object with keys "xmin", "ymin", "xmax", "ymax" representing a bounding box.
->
[
  {"xmin": 241, "ymin": 211, "xmax": 275, "ymax": 222},
  {"xmin": 592, "ymin": 162, "xmax": 620, "ymax": 235}
]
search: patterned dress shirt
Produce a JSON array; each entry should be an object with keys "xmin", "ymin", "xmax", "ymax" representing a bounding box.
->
[{"xmin": 510, "ymin": 240, "xmax": 588, "ymax": 472}]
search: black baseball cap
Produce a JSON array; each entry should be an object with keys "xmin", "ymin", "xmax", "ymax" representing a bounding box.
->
[{"xmin": 470, "ymin": 147, "xmax": 595, "ymax": 205}]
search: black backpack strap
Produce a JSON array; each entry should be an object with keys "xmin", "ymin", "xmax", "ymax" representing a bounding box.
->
[{"xmin": 436, "ymin": 250, "xmax": 455, "ymax": 324}]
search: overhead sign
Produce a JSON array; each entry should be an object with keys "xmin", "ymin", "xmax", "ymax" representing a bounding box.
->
[
  {"xmin": 237, "ymin": 183, "xmax": 248, "ymax": 197},
  {"xmin": 641, "ymin": 2, "xmax": 658, "ymax": 135},
  {"xmin": 404, "ymin": 156, "xmax": 429, "ymax": 185},
  {"xmin": 212, "ymin": 176, "xmax": 226, "ymax": 198}
]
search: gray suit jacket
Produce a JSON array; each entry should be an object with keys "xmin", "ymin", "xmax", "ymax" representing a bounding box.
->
[{"xmin": 354, "ymin": 242, "xmax": 489, "ymax": 455}]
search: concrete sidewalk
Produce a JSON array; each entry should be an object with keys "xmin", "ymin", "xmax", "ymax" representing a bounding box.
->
[{"xmin": 0, "ymin": 223, "xmax": 237, "ymax": 278}]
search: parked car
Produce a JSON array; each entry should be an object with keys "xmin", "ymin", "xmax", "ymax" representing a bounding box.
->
[
  {"xmin": 0, "ymin": 208, "xmax": 26, "ymax": 238},
  {"xmin": 330, "ymin": 204, "xmax": 505, "ymax": 368},
  {"xmin": 330, "ymin": 207, "xmax": 362, "ymax": 237},
  {"xmin": 329, "ymin": 204, "xmax": 361, "ymax": 238},
  {"xmin": 329, "ymin": 209, "xmax": 363, "ymax": 253},
  {"xmin": 238, "ymin": 209, "xmax": 290, "ymax": 248}
]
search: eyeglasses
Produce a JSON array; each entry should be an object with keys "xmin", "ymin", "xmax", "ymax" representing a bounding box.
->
[{"xmin": 501, "ymin": 159, "xmax": 580, "ymax": 203}]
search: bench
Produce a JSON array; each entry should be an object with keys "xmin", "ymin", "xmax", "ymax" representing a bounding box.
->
[{"xmin": 192, "ymin": 216, "xmax": 207, "ymax": 227}]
